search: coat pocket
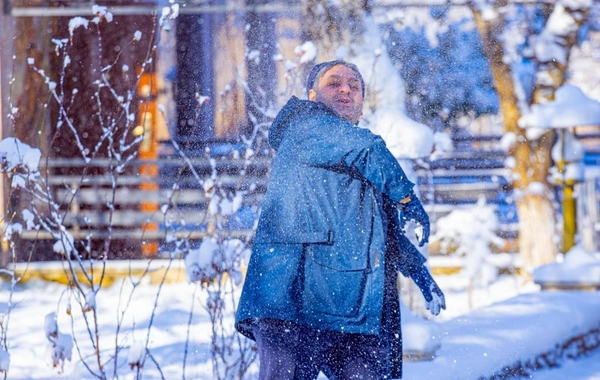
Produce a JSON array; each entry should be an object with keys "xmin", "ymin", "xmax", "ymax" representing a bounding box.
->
[
  {"xmin": 238, "ymin": 244, "xmax": 304, "ymax": 321},
  {"xmin": 302, "ymin": 244, "xmax": 368, "ymax": 318}
]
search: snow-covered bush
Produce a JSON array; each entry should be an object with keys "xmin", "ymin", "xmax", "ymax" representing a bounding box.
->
[
  {"xmin": 432, "ymin": 196, "xmax": 507, "ymax": 287},
  {"xmin": 1, "ymin": 7, "xmax": 158, "ymax": 375},
  {"xmin": 182, "ymin": 237, "xmax": 255, "ymax": 379}
]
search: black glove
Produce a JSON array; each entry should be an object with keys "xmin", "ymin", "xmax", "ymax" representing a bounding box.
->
[
  {"xmin": 398, "ymin": 190, "xmax": 430, "ymax": 247},
  {"xmin": 412, "ymin": 265, "xmax": 446, "ymax": 316}
]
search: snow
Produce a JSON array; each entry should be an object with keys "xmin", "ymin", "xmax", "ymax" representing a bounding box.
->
[
  {"xmin": 52, "ymin": 230, "xmax": 75, "ymax": 256},
  {"xmin": 368, "ymin": 106, "xmax": 434, "ymax": 159},
  {"xmin": 519, "ymin": 84, "xmax": 600, "ymax": 129},
  {"xmin": 170, "ymin": 3, "xmax": 180, "ymax": 19},
  {"xmin": 184, "ymin": 238, "xmax": 247, "ymax": 286},
  {"xmin": 0, "ymin": 137, "xmax": 42, "ymax": 173},
  {"xmin": 3, "ymin": 223, "xmax": 22, "ymax": 240},
  {"xmin": 284, "ymin": 59, "xmax": 297, "ymax": 71},
  {"xmin": 0, "ymin": 349, "xmax": 9, "ymax": 373},
  {"xmin": 49, "ymin": 331, "xmax": 73, "ymax": 371},
  {"xmin": 68, "ymin": 17, "xmax": 89, "ymax": 36},
  {"xmin": 431, "ymin": 197, "xmax": 505, "ymax": 287},
  {"xmin": 351, "ymin": 16, "xmax": 434, "ymax": 159},
  {"xmin": 44, "ymin": 312, "xmax": 73, "ymax": 371},
  {"xmin": 561, "ymin": 0, "xmax": 593, "ymax": 10},
  {"xmin": 294, "ymin": 41, "xmax": 317, "ymax": 64},
  {"xmin": 549, "ymin": 129, "xmax": 586, "ymax": 182},
  {"xmin": 558, "ymin": 161, "xmax": 586, "ymax": 182},
  {"xmin": 354, "ymin": 16, "xmax": 406, "ymax": 108},
  {"xmin": 185, "ymin": 238, "xmax": 220, "ymax": 282},
  {"xmin": 533, "ymin": 245, "xmax": 600, "ymax": 285},
  {"xmin": 534, "ymin": 4, "xmax": 577, "ymax": 65},
  {"xmin": 431, "ymin": 132, "xmax": 453, "ymax": 160},
  {"xmin": 504, "ymin": 156, "xmax": 516, "ymax": 169},
  {"xmin": 127, "ymin": 340, "xmax": 146, "ymax": 370},
  {"xmin": 91, "ymin": 5, "xmax": 112, "ymax": 23},
  {"xmin": 402, "ymin": 303, "xmax": 442, "ymax": 353},
  {"xmin": 403, "ymin": 290, "xmax": 600, "ymax": 380},
  {"xmin": 526, "ymin": 181, "xmax": 547, "ymax": 196},
  {"xmin": 83, "ymin": 291, "xmax": 96, "ymax": 312},
  {"xmin": 552, "ymin": 129, "xmax": 585, "ymax": 162},
  {"xmin": 2, "ymin": 267, "xmax": 600, "ymax": 379}
]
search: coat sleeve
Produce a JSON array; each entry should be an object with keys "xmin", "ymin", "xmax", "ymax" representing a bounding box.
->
[
  {"xmin": 382, "ymin": 195, "xmax": 428, "ymax": 277},
  {"xmin": 292, "ymin": 115, "xmax": 414, "ymax": 203},
  {"xmin": 395, "ymin": 232, "xmax": 428, "ymax": 277}
]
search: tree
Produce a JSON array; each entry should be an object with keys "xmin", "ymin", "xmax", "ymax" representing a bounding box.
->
[
  {"xmin": 383, "ymin": 18, "xmax": 499, "ymax": 132},
  {"xmin": 301, "ymin": 0, "xmax": 369, "ymax": 62},
  {"xmin": 468, "ymin": 0, "xmax": 592, "ymax": 272}
]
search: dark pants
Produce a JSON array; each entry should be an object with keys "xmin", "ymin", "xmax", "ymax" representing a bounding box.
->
[{"xmin": 253, "ymin": 319, "xmax": 389, "ymax": 380}]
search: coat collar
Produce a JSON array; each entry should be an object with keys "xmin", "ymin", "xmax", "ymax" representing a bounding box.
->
[{"xmin": 268, "ymin": 96, "xmax": 338, "ymax": 150}]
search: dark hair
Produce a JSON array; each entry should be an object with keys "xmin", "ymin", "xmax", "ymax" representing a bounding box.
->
[{"xmin": 305, "ymin": 60, "xmax": 365, "ymax": 98}]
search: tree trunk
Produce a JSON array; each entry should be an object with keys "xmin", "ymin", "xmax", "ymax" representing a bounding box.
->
[
  {"xmin": 470, "ymin": 0, "xmax": 591, "ymax": 271},
  {"xmin": 516, "ymin": 194, "xmax": 558, "ymax": 273},
  {"xmin": 12, "ymin": 17, "xmax": 55, "ymax": 156},
  {"xmin": 469, "ymin": 3, "xmax": 558, "ymax": 272}
]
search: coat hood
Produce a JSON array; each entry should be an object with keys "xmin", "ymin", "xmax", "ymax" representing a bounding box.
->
[{"xmin": 268, "ymin": 96, "xmax": 336, "ymax": 150}]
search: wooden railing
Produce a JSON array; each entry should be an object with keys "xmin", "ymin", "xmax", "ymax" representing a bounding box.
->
[
  {"xmin": 12, "ymin": 133, "xmax": 600, "ymax": 261},
  {"xmin": 24, "ymin": 134, "xmax": 595, "ymax": 257},
  {"xmin": 18, "ymin": 156, "xmax": 272, "ymax": 244},
  {"xmin": 415, "ymin": 138, "xmax": 517, "ymax": 240},
  {"xmin": 16, "ymin": 150, "xmax": 517, "ymax": 249}
]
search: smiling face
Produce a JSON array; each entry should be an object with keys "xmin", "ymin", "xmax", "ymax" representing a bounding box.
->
[{"xmin": 308, "ymin": 64, "xmax": 364, "ymax": 124}]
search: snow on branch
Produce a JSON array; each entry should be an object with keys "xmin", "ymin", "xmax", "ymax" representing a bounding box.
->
[
  {"xmin": 0, "ymin": 138, "xmax": 41, "ymax": 174},
  {"xmin": 533, "ymin": 3, "xmax": 579, "ymax": 66},
  {"xmin": 44, "ymin": 312, "xmax": 73, "ymax": 372}
]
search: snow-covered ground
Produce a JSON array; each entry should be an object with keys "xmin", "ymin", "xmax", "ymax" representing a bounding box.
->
[
  {"xmin": 403, "ymin": 290, "xmax": 600, "ymax": 380},
  {"xmin": 2, "ymin": 262, "xmax": 600, "ymax": 380}
]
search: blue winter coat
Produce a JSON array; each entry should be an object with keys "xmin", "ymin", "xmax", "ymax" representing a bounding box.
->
[{"xmin": 235, "ymin": 97, "xmax": 427, "ymax": 378}]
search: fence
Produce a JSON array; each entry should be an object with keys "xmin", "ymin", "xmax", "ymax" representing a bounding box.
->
[
  {"xmin": 10, "ymin": 137, "xmax": 520, "ymax": 260},
  {"xmin": 20, "ymin": 134, "xmax": 600, "ymax": 260},
  {"xmin": 13, "ymin": 155, "xmax": 270, "ymax": 260},
  {"xmin": 416, "ymin": 135, "xmax": 517, "ymax": 244}
]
